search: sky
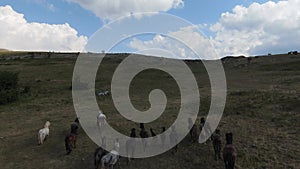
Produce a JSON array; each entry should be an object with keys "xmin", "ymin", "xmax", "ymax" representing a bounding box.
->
[{"xmin": 0, "ymin": 0, "xmax": 299, "ymax": 58}]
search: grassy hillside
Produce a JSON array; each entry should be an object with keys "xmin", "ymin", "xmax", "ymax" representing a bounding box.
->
[{"xmin": 0, "ymin": 53, "xmax": 299, "ymax": 169}]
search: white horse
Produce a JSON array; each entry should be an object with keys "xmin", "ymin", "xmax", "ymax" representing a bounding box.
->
[
  {"xmin": 97, "ymin": 111, "xmax": 106, "ymax": 128},
  {"xmin": 101, "ymin": 150, "xmax": 119, "ymax": 169},
  {"xmin": 37, "ymin": 121, "xmax": 50, "ymax": 145}
]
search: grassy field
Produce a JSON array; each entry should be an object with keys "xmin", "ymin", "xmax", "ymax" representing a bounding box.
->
[{"xmin": 0, "ymin": 53, "xmax": 299, "ymax": 169}]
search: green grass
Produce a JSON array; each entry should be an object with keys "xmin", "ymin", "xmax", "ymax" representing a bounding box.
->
[{"xmin": 0, "ymin": 53, "xmax": 299, "ymax": 169}]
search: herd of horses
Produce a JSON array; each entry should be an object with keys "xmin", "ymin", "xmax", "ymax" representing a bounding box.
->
[{"xmin": 37, "ymin": 113, "xmax": 237, "ymax": 169}]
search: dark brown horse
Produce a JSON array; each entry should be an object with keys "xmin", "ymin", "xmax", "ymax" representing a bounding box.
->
[
  {"xmin": 212, "ymin": 129, "xmax": 222, "ymax": 160},
  {"xmin": 94, "ymin": 137, "xmax": 107, "ymax": 169},
  {"xmin": 94, "ymin": 147, "xmax": 107, "ymax": 169},
  {"xmin": 65, "ymin": 133, "xmax": 76, "ymax": 155},
  {"xmin": 223, "ymin": 132, "xmax": 236, "ymax": 169}
]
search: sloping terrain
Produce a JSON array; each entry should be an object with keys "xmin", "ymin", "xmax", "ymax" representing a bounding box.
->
[{"xmin": 0, "ymin": 53, "xmax": 299, "ymax": 169}]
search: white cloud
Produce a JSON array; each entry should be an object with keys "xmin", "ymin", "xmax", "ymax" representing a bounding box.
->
[
  {"xmin": 0, "ymin": 5, "xmax": 87, "ymax": 52},
  {"xmin": 210, "ymin": 0, "xmax": 300, "ymax": 56},
  {"xmin": 128, "ymin": 26, "xmax": 218, "ymax": 60},
  {"xmin": 66, "ymin": 0, "xmax": 184, "ymax": 20},
  {"xmin": 129, "ymin": 0, "xmax": 300, "ymax": 59}
]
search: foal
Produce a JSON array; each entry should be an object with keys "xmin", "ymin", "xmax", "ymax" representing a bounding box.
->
[
  {"xmin": 97, "ymin": 111, "xmax": 106, "ymax": 128},
  {"xmin": 37, "ymin": 121, "xmax": 51, "ymax": 145}
]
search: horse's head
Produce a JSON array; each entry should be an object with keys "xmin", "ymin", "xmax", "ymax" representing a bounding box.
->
[
  {"xmin": 74, "ymin": 117, "xmax": 79, "ymax": 123},
  {"xmin": 45, "ymin": 121, "xmax": 51, "ymax": 128},
  {"xmin": 225, "ymin": 132, "xmax": 233, "ymax": 144}
]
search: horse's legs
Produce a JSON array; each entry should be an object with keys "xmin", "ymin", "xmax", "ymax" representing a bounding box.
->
[
  {"xmin": 126, "ymin": 148, "xmax": 130, "ymax": 165},
  {"xmin": 95, "ymin": 157, "xmax": 101, "ymax": 169},
  {"xmin": 66, "ymin": 142, "xmax": 72, "ymax": 155},
  {"xmin": 218, "ymin": 147, "xmax": 222, "ymax": 160},
  {"xmin": 142, "ymin": 140, "xmax": 146, "ymax": 152},
  {"xmin": 95, "ymin": 160, "xmax": 98, "ymax": 169},
  {"xmin": 74, "ymin": 138, "xmax": 76, "ymax": 148},
  {"xmin": 214, "ymin": 150, "xmax": 217, "ymax": 161},
  {"xmin": 224, "ymin": 161, "xmax": 228, "ymax": 169},
  {"xmin": 229, "ymin": 159, "xmax": 234, "ymax": 169},
  {"xmin": 126, "ymin": 157, "xmax": 130, "ymax": 165},
  {"xmin": 101, "ymin": 161, "xmax": 104, "ymax": 169},
  {"xmin": 224, "ymin": 158, "xmax": 234, "ymax": 169},
  {"xmin": 40, "ymin": 133, "xmax": 44, "ymax": 144}
]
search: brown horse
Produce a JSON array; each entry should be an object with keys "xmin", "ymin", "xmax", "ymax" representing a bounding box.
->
[
  {"xmin": 65, "ymin": 133, "xmax": 76, "ymax": 155},
  {"xmin": 223, "ymin": 132, "xmax": 236, "ymax": 169}
]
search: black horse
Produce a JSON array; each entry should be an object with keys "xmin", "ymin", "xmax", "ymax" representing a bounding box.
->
[
  {"xmin": 140, "ymin": 128, "xmax": 149, "ymax": 151},
  {"xmin": 130, "ymin": 128, "xmax": 136, "ymax": 138}
]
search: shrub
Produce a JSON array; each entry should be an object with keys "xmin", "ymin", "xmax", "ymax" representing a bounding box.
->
[{"xmin": 0, "ymin": 71, "xmax": 19, "ymax": 104}]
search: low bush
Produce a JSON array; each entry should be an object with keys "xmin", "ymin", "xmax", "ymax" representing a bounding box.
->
[{"xmin": 0, "ymin": 71, "xmax": 19, "ymax": 104}]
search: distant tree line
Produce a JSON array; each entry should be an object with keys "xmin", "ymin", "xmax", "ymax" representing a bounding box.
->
[{"xmin": 288, "ymin": 51, "xmax": 298, "ymax": 55}]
